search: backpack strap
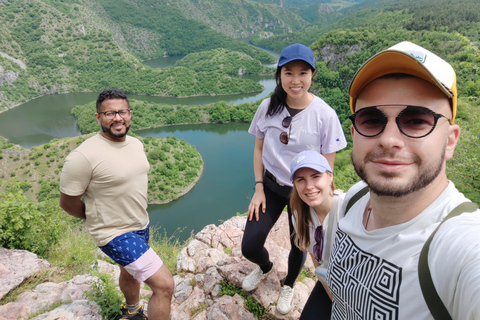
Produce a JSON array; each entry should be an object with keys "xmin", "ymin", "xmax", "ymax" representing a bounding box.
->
[
  {"xmin": 345, "ymin": 186, "xmax": 369, "ymax": 214},
  {"xmin": 418, "ymin": 201, "xmax": 479, "ymax": 320}
]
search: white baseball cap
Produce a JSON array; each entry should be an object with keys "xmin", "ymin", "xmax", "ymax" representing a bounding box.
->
[{"xmin": 349, "ymin": 41, "xmax": 457, "ymax": 122}]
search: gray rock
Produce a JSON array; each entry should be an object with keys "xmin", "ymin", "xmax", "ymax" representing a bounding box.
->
[
  {"xmin": 0, "ymin": 248, "xmax": 50, "ymax": 300},
  {"xmin": 171, "ymin": 213, "xmax": 316, "ymax": 319},
  {"xmin": 0, "ymin": 275, "xmax": 96, "ymax": 320},
  {"xmin": 30, "ymin": 300, "xmax": 101, "ymax": 320}
]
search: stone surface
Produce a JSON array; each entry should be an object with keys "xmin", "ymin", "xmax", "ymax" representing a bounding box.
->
[
  {"xmin": 0, "ymin": 274, "xmax": 98, "ymax": 320},
  {"xmin": 170, "ymin": 213, "xmax": 316, "ymax": 320},
  {"xmin": 0, "ymin": 248, "xmax": 50, "ymax": 300},
  {"xmin": 0, "ymin": 212, "xmax": 316, "ymax": 319},
  {"xmin": 29, "ymin": 300, "xmax": 102, "ymax": 320}
]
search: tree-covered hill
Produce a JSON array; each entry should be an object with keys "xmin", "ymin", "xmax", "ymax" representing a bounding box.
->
[
  {"xmin": 0, "ymin": 134, "xmax": 203, "ymax": 204},
  {"xmin": 89, "ymin": 0, "xmax": 277, "ymax": 59},
  {"xmin": 176, "ymin": 49, "xmax": 275, "ymax": 76},
  {"xmin": 251, "ymin": 0, "xmax": 480, "ymax": 50},
  {"xmin": 0, "ymin": 0, "xmax": 277, "ymax": 110}
]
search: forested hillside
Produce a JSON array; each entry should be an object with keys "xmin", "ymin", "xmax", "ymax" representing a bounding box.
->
[
  {"xmin": 252, "ymin": 0, "xmax": 480, "ymax": 49},
  {"xmin": 0, "ymin": 0, "xmax": 279, "ymax": 110}
]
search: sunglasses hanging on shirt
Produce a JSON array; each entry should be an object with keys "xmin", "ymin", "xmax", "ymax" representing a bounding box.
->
[{"xmin": 280, "ymin": 116, "xmax": 292, "ymax": 145}]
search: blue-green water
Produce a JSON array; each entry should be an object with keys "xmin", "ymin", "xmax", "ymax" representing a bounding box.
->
[{"xmin": 137, "ymin": 123, "xmax": 254, "ymax": 241}]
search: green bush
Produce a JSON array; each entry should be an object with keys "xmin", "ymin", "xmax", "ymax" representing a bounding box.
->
[
  {"xmin": 0, "ymin": 182, "xmax": 74, "ymax": 257},
  {"xmin": 84, "ymin": 272, "xmax": 123, "ymax": 319}
]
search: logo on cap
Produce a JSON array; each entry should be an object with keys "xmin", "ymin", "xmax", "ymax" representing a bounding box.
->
[
  {"xmin": 296, "ymin": 155, "xmax": 306, "ymax": 163},
  {"xmin": 407, "ymin": 50, "xmax": 427, "ymax": 64}
]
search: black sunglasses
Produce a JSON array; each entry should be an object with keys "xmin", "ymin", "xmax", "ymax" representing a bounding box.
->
[
  {"xmin": 280, "ymin": 116, "xmax": 292, "ymax": 144},
  {"xmin": 313, "ymin": 225, "xmax": 324, "ymax": 262},
  {"xmin": 349, "ymin": 105, "xmax": 450, "ymax": 139}
]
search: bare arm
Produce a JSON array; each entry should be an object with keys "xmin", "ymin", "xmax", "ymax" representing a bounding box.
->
[
  {"xmin": 59, "ymin": 192, "xmax": 86, "ymax": 220},
  {"xmin": 247, "ymin": 137, "xmax": 266, "ymax": 221},
  {"xmin": 322, "ymin": 152, "xmax": 336, "ymax": 171}
]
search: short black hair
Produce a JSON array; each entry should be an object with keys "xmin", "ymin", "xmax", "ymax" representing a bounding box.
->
[{"xmin": 96, "ymin": 88, "xmax": 130, "ymax": 112}]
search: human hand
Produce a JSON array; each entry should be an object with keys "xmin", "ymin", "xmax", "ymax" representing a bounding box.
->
[{"xmin": 248, "ymin": 188, "xmax": 266, "ymax": 221}]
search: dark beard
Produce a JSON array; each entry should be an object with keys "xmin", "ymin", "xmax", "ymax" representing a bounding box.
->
[
  {"xmin": 101, "ymin": 122, "xmax": 130, "ymax": 139},
  {"xmin": 351, "ymin": 147, "xmax": 445, "ymax": 197}
]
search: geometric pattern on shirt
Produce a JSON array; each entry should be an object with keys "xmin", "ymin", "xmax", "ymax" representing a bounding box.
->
[
  {"xmin": 328, "ymin": 230, "xmax": 402, "ymax": 320},
  {"xmin": 99, "ymin": 227, "xmax": 150, "ymax": 267}
]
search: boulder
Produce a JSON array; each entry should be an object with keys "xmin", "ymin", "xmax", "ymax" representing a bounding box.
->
[
  {"xmin": 0, "ymin": 248, "xmax": 50, "ymax": 300},
  {"xmin": 170, "ymin": 213, "xmax": 316, "ymax": 319}
]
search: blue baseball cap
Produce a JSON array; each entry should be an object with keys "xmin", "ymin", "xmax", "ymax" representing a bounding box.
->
[
  {"xmin": 278, "ymin": 43, "xmax": 316, "ymax": 70},
  {"xmin": 290, "ymin": 150, "xmax": 332, "ymax": 182}
]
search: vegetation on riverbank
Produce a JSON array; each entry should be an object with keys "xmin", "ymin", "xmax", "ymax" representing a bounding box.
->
[
  {"xmin": 72, "ymin": 99, "xmax": 261, "ymax": 134},
  {"xmin": 0, "ymin": 134, "xmax": 203, "ymax": 204},
  {"xmin": 177, "ymin": 48, "xmax": 275, "ymax": 76}
]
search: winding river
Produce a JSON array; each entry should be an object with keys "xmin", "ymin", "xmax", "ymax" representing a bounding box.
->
[{"xmin": 0, "ymin": 51, "xmax": 279, "ymax": 241}]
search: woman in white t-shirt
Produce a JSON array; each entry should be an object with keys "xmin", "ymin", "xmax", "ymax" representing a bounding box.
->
[
  {"xmin": 241, "ymin": 43, "xmax": 347, "ymax": 315},
  {"xmin": 290, "ymin": 150, "xmax": 346, "ymax": 320}
]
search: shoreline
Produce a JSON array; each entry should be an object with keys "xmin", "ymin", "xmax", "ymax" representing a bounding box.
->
[
  {"xmin": 148, "ymin": 162, "xmax": 204, "ymax": 205},
  {"xmin": 0, "ymin": 87, "xmax": 265, "ymax": 115}
]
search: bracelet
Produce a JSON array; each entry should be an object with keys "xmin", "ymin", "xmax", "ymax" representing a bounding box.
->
[{"xmin": 255, "ymin": 181, "xmax": 263, "ymax": 185}]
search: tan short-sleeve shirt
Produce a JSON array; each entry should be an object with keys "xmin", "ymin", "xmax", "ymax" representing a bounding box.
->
[{"xmin": 60, "ymin": 133, "xmax": 150, "ymax": 246}]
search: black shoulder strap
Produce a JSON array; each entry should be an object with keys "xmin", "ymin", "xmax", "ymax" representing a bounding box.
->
[
  {"xmin": 418, "ymin": 201, "xmax": 479, "ymax": 320},
  {"xmin": 345, "ymin": 186, "xmax": 369, "ymax": 214}
]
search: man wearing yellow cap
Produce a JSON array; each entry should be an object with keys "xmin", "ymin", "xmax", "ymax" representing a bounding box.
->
[{"xmin": 327, "ymin": 41, "xmax": 480, "ymax": 319}]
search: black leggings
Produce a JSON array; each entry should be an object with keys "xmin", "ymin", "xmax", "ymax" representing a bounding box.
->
[
  {"xmin": 241, "ymin": 176, "xmax": 307, "ymax": 288},
  {"xmin": 299, "ymin": 281, "xmax": 332, "ymax": 319}
]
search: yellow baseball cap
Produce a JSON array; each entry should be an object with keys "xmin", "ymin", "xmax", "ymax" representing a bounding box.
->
[{"xmin": 349, "ymin": 41, "xmax": 457, "ymax": 123}]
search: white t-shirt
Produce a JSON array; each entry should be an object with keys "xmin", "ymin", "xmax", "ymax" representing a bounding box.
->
[
  {"xmin": 292, "ymin": 191, "xmax": 346, "ymax": 260},
  {"xmin": 328, "ymin": 181, "xmax": 480, "ymax": 320},
  {"xmin": 248, "ymin": 95, "xmax": 347, "ymax": 187},
  {"xmin": 292, "ymin": 191, "xmax": 346, "ymax": 285},
  {"xmin": 60, "ymin": 134, "xmax": 150, "ymax": 246}
]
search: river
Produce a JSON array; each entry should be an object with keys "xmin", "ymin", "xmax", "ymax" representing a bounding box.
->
[{"xmin": 0, "ymin": 51, "xmax": 280, "ymax": 242}]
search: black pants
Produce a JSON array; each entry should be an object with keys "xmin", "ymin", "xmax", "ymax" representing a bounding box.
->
[
  {"xmin": 300, "ymin": 281, "xmax": 332, "ymax": 319},
  {"xmin": 241, "ymin": 173, "xmax": 307, "ymax": 287}
]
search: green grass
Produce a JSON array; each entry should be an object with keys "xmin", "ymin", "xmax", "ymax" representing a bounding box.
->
[
  {"xmin": 219, "ymin": 279, "xmax": 268, "ymax": 319},
  {"xmin": 297, "ymin": 267, "xmax": 316, "ymax": 284}
]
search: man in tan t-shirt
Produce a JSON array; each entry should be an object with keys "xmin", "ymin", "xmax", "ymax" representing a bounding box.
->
[{"xmin": 60, "ymin": 88, "xmax": 173, "ymax": 320}]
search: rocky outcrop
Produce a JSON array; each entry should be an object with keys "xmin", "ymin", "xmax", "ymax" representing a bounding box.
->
[
  {"xmin": 0, "ymin": 70, "xmax": 18, "ymax": 87},
  {"xmin": 0, "ymin": 52, "xmax": 27, "ymax": 70},
  {"xmin": 0, "ymin": 248, "xmax": 50, "ymax": 300},
  {"xmin": 171, "ymin": 213, "xmax": 316, "ymax": 319},
  {"xmin": 318, "ymin": 43, "xmax": 362, "ymax": 70},
  {"xmin": 0, "ymin": 275, "xmax": 101, "ymax": 320},
  {"xmin": 0, "ymin": 213, "xmax": 317, "ymax": 319}
]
